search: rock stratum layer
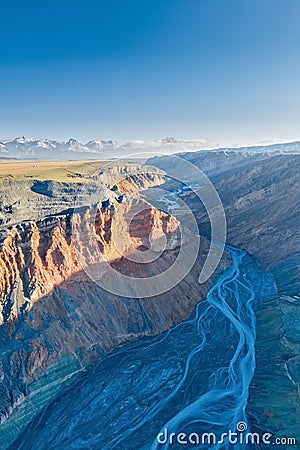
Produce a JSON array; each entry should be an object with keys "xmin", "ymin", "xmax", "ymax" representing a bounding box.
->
[{"xmin": 0, "ymin": 197, "xmax": 180, "ymax": 323}]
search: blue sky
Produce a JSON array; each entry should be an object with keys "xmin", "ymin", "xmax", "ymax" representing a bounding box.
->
[{"xmin": 0, "ymin": 0, "xmax": 299, "ymax": 144}]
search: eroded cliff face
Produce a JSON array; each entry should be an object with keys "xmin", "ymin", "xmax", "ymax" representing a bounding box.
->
[
  {"xmin": 0, "ymin": 197, "xmax": 180, "ymax": 324},
  {"xmin": 0, "ymin": 219, "xmax": 77, "ymax": 323}
]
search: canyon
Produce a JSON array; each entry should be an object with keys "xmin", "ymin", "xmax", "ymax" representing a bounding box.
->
[
  {"xmin": 0, "ymin": 150, "xmax": 299, "ymax": 448},
  {"xmin": 0, "ymin": 162, "xmax": 228, "ymax": 446}
]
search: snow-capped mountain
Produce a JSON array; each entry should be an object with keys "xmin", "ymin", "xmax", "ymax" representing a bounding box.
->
[
  {"xmin": 0, "ymin": 137, "xmax": 122, "ymax": 160},
  {"xmin": 0, "ymin": 136, "xmax": 299, "ymax": 160},
  {"xmin": 0, "ymin": 136, "xmax": 219, "ymax": 160}
]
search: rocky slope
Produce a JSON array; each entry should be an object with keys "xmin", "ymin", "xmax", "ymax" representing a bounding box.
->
[
  {"xmin": 149, "ymin": 153, "xmax": 300, "ymax": 269},
  {"xmin": 248, "ymin": 253, "xmax": 300, "ymax": 442}
]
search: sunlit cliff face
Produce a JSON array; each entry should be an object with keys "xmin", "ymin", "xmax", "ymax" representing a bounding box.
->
[{"xmin": 0, "ymin": 195, "xmax": 180, "ymax": 324}]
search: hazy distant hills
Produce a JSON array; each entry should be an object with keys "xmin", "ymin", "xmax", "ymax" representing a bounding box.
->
[{"xmin": 1, "ymin": 136, "xmax": 300, "ymax": 160}]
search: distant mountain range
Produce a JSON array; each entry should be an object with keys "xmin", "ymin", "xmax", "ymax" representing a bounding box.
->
[{"xmin": 0, "ymin": 136, "xmax": 300, "ymax": 160}]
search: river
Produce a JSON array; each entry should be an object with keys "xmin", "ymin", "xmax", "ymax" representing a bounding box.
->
[{"xmin": 11, "ymin": 246, "xmax": 276, "ymax": 449}]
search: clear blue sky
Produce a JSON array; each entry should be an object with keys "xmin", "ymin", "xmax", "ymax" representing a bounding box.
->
[{"xmin": 0, "ymin": 0, "xmax": 299, "ymax": 144}]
